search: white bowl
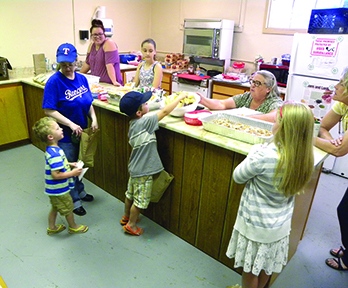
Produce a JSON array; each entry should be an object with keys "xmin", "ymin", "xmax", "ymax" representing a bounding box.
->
[{"xmin": 170, "ymin": 93, "xmax": 201, "ymax": 117}]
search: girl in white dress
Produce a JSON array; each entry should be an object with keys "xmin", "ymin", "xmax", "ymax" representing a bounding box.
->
[{"xmin": 226, "ymin": 102, "xmax": 315, "ymax": 288}]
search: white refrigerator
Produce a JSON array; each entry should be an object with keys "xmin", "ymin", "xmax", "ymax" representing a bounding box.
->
[{"xmin": 286, "ymin": 33, "xmax": 348, "ymax": 178}]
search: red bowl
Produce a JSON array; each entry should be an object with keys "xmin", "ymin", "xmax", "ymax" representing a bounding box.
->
[{"xmin": 184, "ymin": 110, "xmax": 212, "ymax": 126}]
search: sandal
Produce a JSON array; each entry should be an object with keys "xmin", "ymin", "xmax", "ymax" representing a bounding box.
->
[
  {"xmin": 123, "ymin": 224, "xmax": 143, "ymax": 236},
  {"xmin": 330, "ymin": 246, "xmax": 345, "ymax": 258},
  {"xmin": 68, "ymin": 225, "xmax": 88, "ymax": 234},
  {"xmin": 47, "ymin": 224, "xmax": 66, "ymax": 235},
  {"xmin": 120, "ymin": 215, "xmax": 140, "ymax": 226},
  {"xmin": 325, "ymin": 258, "xmax": 348, "ymax": 271},
  {"xmin": 120, "ymin": 215, "xmax": 129, "ymax": 226}
]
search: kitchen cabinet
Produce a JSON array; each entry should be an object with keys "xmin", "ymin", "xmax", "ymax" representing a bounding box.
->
[
  {"xmin": 22, "ymin": 84, "xmax": 46, "ymax": 151},
  {"xmin": 121, "ymin": 68, "xmax": 136, "ymax": 85},
  {"xmin": 161, "ymin": 72, "xmax": 172, "ymax": 95},
  {"xmin": 0, "ymin": 83, "xmax": 29, "ymax": 146},
  {"xmin": 212, "ymin": 82, "xmax": 249, "ymax": 99}
]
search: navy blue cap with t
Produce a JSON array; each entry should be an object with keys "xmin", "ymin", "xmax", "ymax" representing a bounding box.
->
[{"xmin": 119, "ymin": 91, "xmax": 152, "ymax": 116}]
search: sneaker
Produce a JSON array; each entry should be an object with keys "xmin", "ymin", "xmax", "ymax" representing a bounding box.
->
[
  {"xmin": 81, "ymin": 194, "xmax": 94, "ymax": 202},
  {"xmin": 73, "ymin": 206, "xmax": 86, "ymax": 216}
]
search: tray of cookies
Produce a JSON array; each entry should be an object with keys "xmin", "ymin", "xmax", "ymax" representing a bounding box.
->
[{"xmin": 200, "ymin": 113, "xmax": 274, "ymax": 144}]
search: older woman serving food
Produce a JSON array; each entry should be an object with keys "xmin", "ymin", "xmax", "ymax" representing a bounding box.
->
[{"xmin": 199, "ymin": 70, "xmax": 283, "ymax": 122}]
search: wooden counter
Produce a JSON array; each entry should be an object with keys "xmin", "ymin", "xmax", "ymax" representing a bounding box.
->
[{"xmin": 1, "ymin": 78, "xmax": 327, "ymax": 284}]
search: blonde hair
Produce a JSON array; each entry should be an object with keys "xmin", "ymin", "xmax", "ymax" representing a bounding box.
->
[
  {"xmin": 341, "ymin": 66, "xmax": 348, "ymax": 95},
  {"xmin": 32, "ymin": 117, "xmax": 56, "ymax": 143},
  {"xmin": 273, "ymin": 102, "xmax": 314, "ymax": 196}
]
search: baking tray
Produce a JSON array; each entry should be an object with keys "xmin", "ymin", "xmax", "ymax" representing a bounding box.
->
[{"xmin": 200, "ymin": 113, "xmax": 274, "ymax": 144}]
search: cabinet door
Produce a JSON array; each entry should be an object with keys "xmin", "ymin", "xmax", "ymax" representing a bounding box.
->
[
  {"xmin": 162, "ymin": 73, "xmax": 172, "ymax": 95},
  {"xmin": 121, "ymin": 69, "xmax": 137, "ymax": 84},
  {"xmin": 22, "ymin": 84, "xmax": 46, "ymax": 151},
  {"xmin": 0, "ymin": 84, "xmax": 29, "ymax": 145}
]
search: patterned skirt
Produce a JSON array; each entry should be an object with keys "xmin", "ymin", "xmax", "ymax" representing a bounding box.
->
[{"xmin": 226, "ymin": 229, "xmax": 289, "ymax": 276}]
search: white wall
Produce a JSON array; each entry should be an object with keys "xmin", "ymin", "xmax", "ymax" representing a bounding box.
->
[
  {"xmin": 151, "ymin": 0, "xmax": 294, "ymax": 72},
  {"xmin": 1, "ymin": 0, "xmax": 152, "ymax": 68},
  {"xmin": 1, "ymin": 0, "xmax": 294, "ymax": 73}
]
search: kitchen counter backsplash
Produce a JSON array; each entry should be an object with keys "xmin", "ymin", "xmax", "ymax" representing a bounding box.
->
[{"xmin": 8, "ymin": 67, "xmax": 35, "ymax": 79}]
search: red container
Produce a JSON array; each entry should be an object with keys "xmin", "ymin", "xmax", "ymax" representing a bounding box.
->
[
  {"xmin": 282, "ymin": 60, "xmax": 290, "ymax": 67},
  {"xmin": 184, "ymin": 110, "xmax": 212, "ymax": 126}
]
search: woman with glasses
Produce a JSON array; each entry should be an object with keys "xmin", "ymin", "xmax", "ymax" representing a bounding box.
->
[
  {"xmin": 199, "ymin": 70, "xmax": 283, "ymax": 122},
  {"xmin": 43, "ymin": 43, "xmax": 98, "ymax": 217},
  {"xmin": 80, "ymin": 19, "xmax": 123, "ymax": 86},
  {"xmin": 315, "ymin": 67, "xmax": 348, "ymax": 271}
]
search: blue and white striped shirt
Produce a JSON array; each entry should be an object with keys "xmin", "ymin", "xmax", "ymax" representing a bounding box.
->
[
  {"xmin": 233, "ymin": 143, "xmax": 294, "ymax": 243},
  {"xmin": 45, "ymin": 146, "xmax": 74, "ymax": 196}
]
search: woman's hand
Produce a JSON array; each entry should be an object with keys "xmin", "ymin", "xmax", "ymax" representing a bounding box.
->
[
  {"xmin": 330, "ymin": 136, "xmax": 344, "ymax": 147},
  {"xmin": 91, "ymin": 120, "xmax": 99, "ymax": 132},
  {"xmin": 69, "ymin": 122, "xmax": 83, "ymax": 136}
]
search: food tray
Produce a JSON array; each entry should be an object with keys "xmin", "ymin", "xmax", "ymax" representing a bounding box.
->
[
  {"xmin": 106, "ymin": 91, "xmax": 121, "ymax": 106},
  {"xmin": 200, "ymin": 113, "xmax": 274, "ymax": 144}
]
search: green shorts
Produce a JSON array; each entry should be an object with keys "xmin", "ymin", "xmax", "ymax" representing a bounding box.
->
[
  {"xmin": 125, "ymin": 175, "xmax": 153, "ymax": 209},
  {"xmin": 49, "ymin": 193, "xmax": 74, "ymax": 217}
]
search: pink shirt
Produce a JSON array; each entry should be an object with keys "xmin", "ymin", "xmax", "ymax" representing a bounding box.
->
[{"xmin": 86, "ymin": 41, "xmax": 123, "ymax": 85}]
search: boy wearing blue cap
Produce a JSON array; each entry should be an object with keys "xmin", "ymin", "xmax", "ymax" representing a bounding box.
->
[{"xmin": 119, "ymin": 91, "xmax": 187, "ymax": 235}]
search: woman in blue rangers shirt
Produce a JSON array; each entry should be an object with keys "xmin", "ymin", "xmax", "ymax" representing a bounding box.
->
[{"xmin": 43, "ymin": 43, "xmax": 98, "ymax": 216}]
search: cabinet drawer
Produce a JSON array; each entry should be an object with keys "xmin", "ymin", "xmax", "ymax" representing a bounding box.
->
[
  {"xmin": 213, "ymin": 85, "xmax": 247, "ymax": 96},
  {"xmin": 211, "ymin": 93, "xmax": 231, "ymax": 100},
  {"xmin": 162, "ymin": 73, "xmax": 171, "ymax": 83},
  {"xmin": 161, "ymin": 82, "xmax": 170, "ymax": 91}
]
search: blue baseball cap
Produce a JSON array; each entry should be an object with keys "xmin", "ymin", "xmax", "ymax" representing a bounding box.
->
[
  {"xmin": 119, "ymin": 91, "xmax": 152, "ymax": 116},
  {"xmin": 56, "ymin": 43, "xmax": 77, "ymax": 63}
]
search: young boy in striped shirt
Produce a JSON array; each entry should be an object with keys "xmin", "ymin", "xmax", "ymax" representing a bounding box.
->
[{"xmin": 33, "ymin": 117, "xmax": 88, "ymax": 235}]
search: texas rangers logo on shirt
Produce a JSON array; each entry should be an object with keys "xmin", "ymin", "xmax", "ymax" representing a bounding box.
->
[{"xmin": 65, "ymin": 85, "xmax": 89, "ymax": 101}]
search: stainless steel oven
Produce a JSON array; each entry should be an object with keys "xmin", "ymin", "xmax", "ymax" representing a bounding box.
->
[{"xmin": 183, "ymin": 19, "xmax": 234, "ymax": 60}]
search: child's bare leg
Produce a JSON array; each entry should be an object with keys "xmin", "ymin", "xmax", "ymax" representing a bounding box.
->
[
  {"xmin": 48, "ymin": 208, "xmax": 58, "ymax": 230},
  {"xmin": 242, "ymin": 271, "xmax": 258, "ymax": 288},
  {"xmin": 258, "ymin": 270, "xmax": 271, "ymax": 288},
  {"xmin": 127, "ymin": 204, "xmax": 141, "ymax": 230},
  {"xmin": 65, "ymin": 212, "xmax": 79, "ymax": 229},
  {"xmin": 124, "ymin": 197, "xmax": 133, "ymax": 218}
]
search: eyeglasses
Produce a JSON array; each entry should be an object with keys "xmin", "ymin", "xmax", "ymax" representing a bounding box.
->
[
  {"xmin": 60, "ymin": 62, "xmax": 76, "ymax": 69},
  {"xmin": 249, "ymin": 79, "xmax": 266, "ymax": 87},
  {"xmin": 91, "ymin": 33, "xmax": 104, "ymax": 38}
]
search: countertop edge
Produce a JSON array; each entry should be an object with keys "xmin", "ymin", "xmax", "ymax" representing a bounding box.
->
[{"xmin": 1, "ymin": 77, "xmax": 327, "ymax": 165}]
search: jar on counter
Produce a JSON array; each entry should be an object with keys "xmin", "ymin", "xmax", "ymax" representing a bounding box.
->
[
  {"xmin": 188, "ymin": 65, "xmax": 194, "ymax": 74},
  {"xmin": 232, "ymin": 61, "xmax": 245, "ymax": 75}
]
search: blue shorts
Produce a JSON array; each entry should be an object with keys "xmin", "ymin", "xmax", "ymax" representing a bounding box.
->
[{"xmin": 125, "ymin": 175, "xmax": 153, "ymax": 209}]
